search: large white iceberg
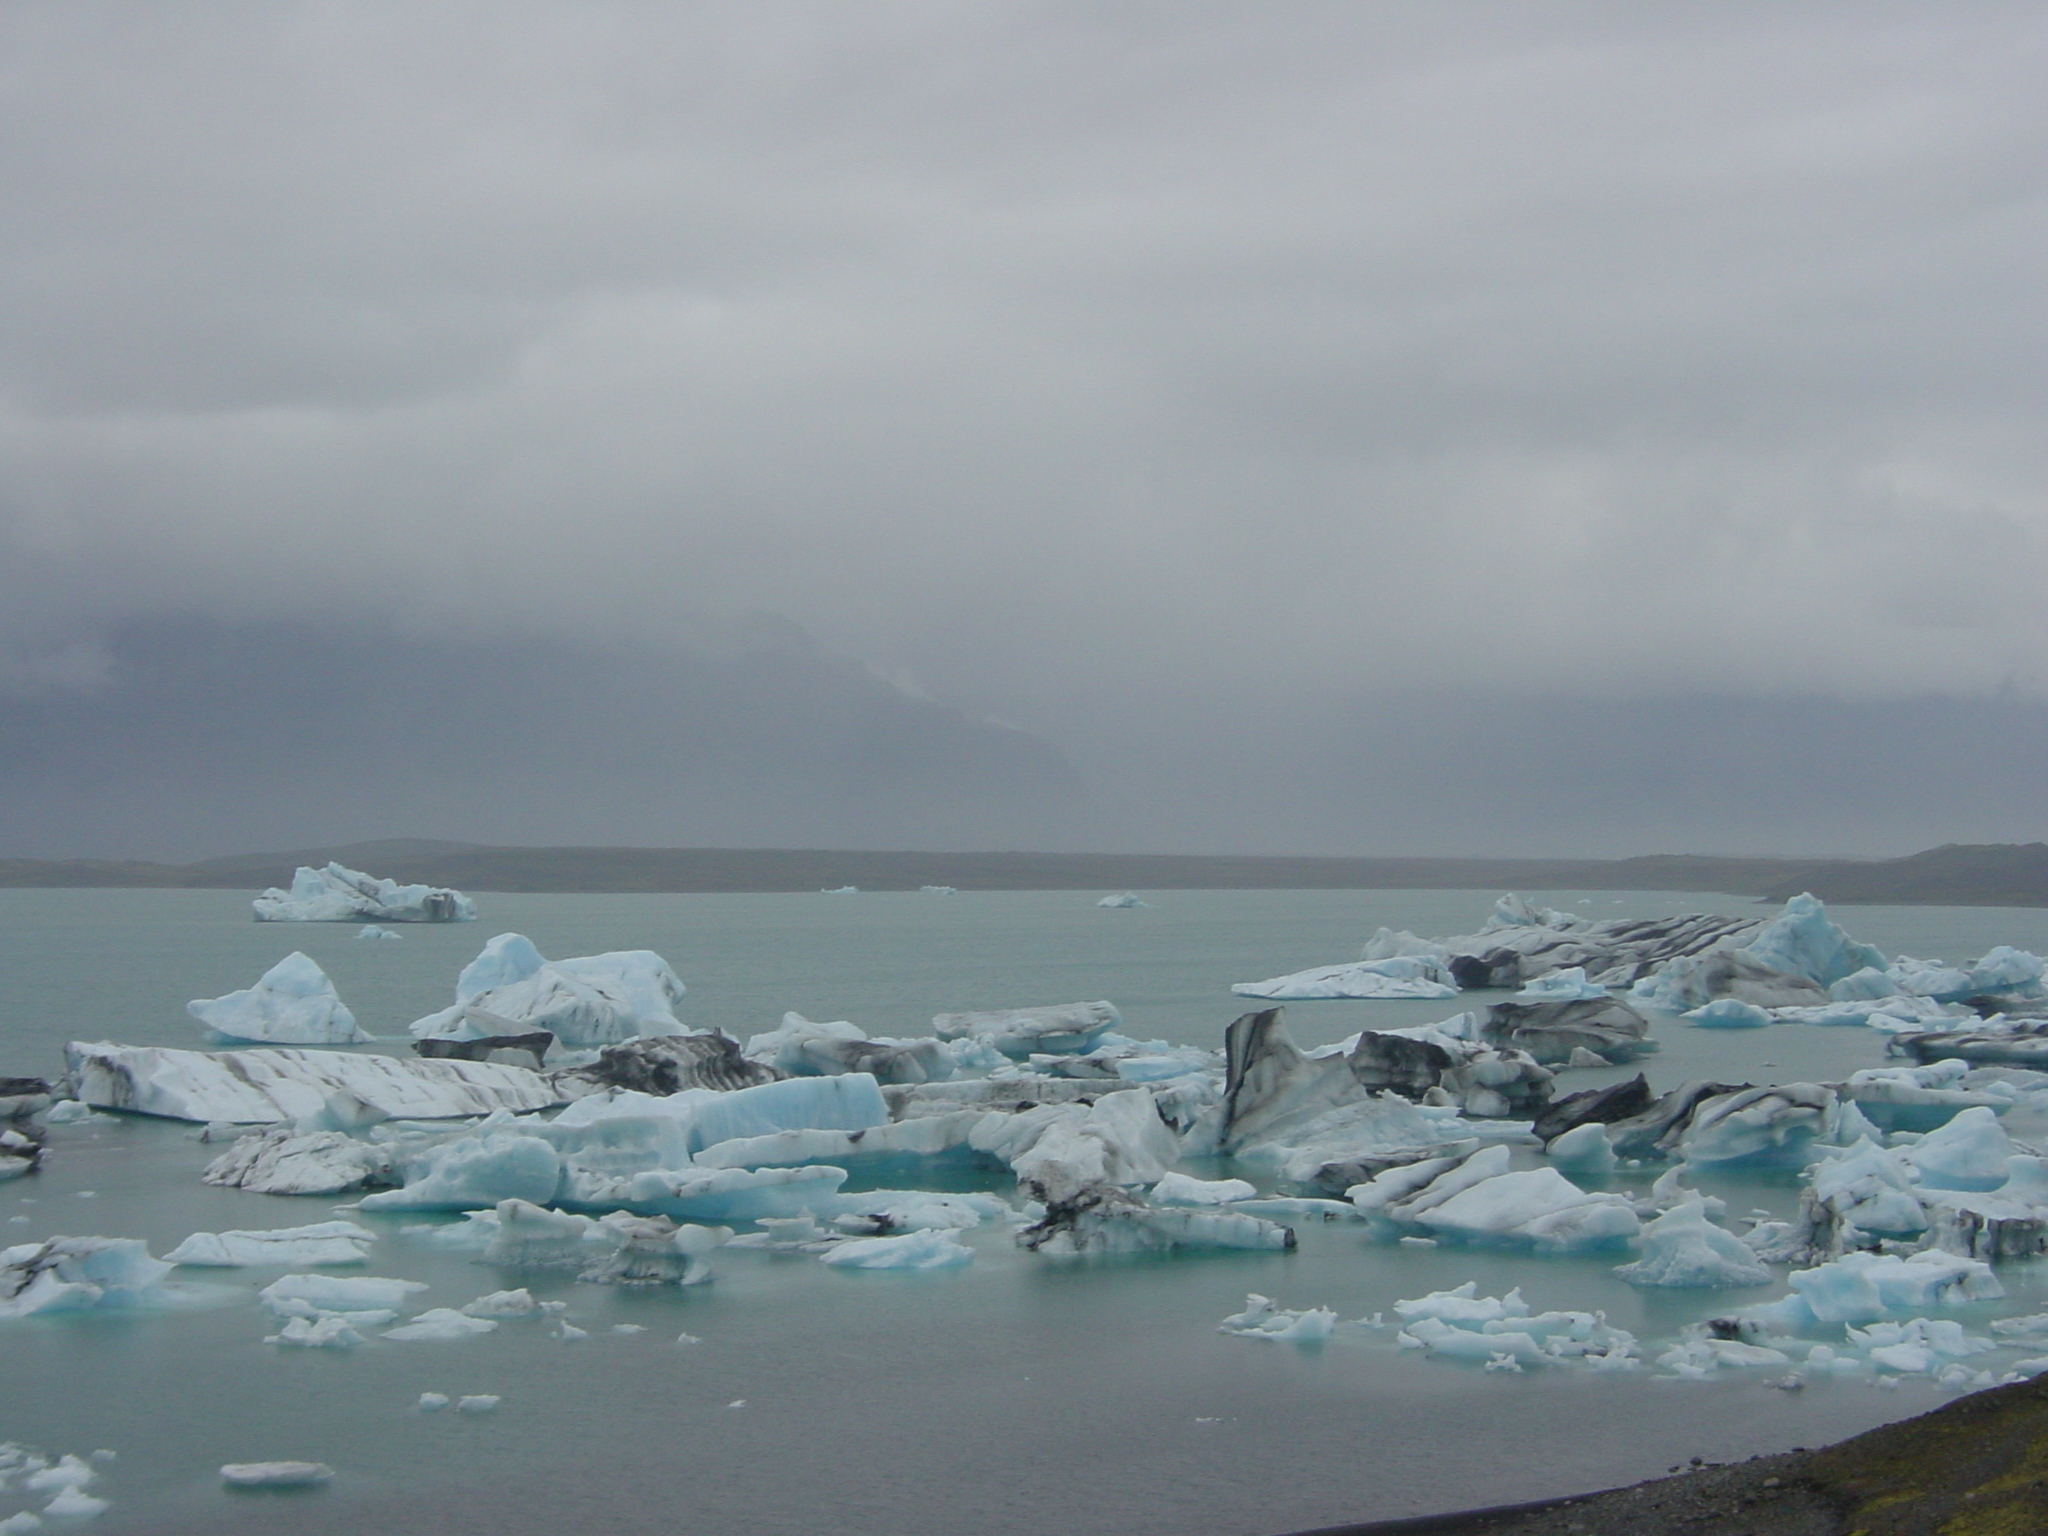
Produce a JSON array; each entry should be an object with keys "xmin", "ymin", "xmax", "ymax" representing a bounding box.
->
[
  {"xmin": 410, "ymin": 934, "xmax": 688, "ymax": 1049},
  {"xmin": 253, "ymin": 862, "xmax": 475, "ymax": 923},
  {"xmin": 187, "ymin": 952, "xmax": 369, "ymax": 1045},
  {"xmin": 66, "ymin": 1041, "xmax": 562, "ymax": 1124}
]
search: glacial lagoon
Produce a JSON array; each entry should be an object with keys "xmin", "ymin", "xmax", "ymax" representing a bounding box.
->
[{"xmin": 8, "ymin": 886, "xmax": 2048, "ymax": 1535}]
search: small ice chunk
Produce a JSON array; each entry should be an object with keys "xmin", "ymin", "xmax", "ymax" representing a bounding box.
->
[
  {"xmin": 417, "ymin": 1393, "xmax": 450, "ymax": 1411},
  {"xmin": 264, "ymin": 1315, "xmax": 366, "ymax": 1349},
  {"xmin": 459, "ymin": 1289, "xmax": 537, "ymax": 1318},
  {"xmin": 455, "ymin": 1395, "xmax": 499, "ymax": 1414},
  {"xmin": 1097, "ymin": 893, "xmax": 1147, "ymax": 909},
  {"xmin": 1218, "ymin": 1293, "xmax": 1338, "ymax": 1343},
  {"xmin": 220, "ymin": 1461, "xmax": 334, "ymax": 1488},
  {"xmin": 258, "ymin": 1274, "xmax": 427, "ymax": 1320}
]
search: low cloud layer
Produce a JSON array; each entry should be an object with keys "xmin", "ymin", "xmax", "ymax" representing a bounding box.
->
[{"xmin": 3, "ymin": 4, "xmax": 2043, "ymax": 855}]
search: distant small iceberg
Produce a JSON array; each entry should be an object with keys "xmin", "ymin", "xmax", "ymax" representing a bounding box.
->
[{"xmin": 1097, "ymin": 893, "xmax": 1147, "ymax": 909}]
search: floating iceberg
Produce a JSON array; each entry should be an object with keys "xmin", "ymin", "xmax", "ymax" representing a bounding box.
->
[
  {"xmin": 558, "ymin": 1032, "xmax": 780, "ymax": 1096},
  {"xmin": 1218, "ymin": 1293, "xmax": 1336, "ymax": 1343},
  {"xmin": 1350, "ymin": 1146, "xmax": 1640, "ymax": 1252},
  {"xmin": 575, "ymin": 1214, "xmax": 726, "ymax": 1285},
  {"xmin": 921, "ymin": 885, "xmax": 958, "ymax": 896},
  {"xmin": 1513, "ymin": 968, "xmax": 1609, "ymax": 1002},
  {"xmin": 258, "ymin": 1273, "xmax": 428, "ymax": 1321},
  {"xmin": 358, "ymin": 1132, "xmax": 563, "ymax": 1212},
  {"xmin": 1630, "ymin": 950, "xmax": 1826, "ymax": 1012},
  {"xmin": 1683, "ymin": 998, "xmax": 1773, "ymax": 1030},
  {"xmin": 742, "ymin": 1014, "xmax": 952, "ymax": 1085},
  {"xmin": 266, "ymin": 1314, "xmax": 367, "ymax": 1348},
  {"xmin": 356, "ymin": 925, "xmax": 401, "ymax": 941},
  {"xmin": 1735, "ymin": 894, "xmax": 1888, "ymax": 989},
  {"xmin": 972, "ymin": 1089, "xmax": 1180, "ymax": 1205},
  {"xmin": 220, "ymin": 1461, "xmax": 334, "ymax": 1488},
  {"xmin": 1475, "ymin": 997, "xmax": 1653, "ymax": 1064},
  {"xmin": 202, "ymin": 1127, "xmax": 396, "ymax": 1195},
  {"xmin": 1097, "ymin": 893, "xmax": 1147, "ymax": 909},
  {"xmin": 1232, "ymin": 956, "xmax": 1457, "ymax": 1001},
  {"xmin": 67, "ymin": 1041, "xmax": 560, "ymax": 1125},
  {"xmin": 0, "ymin": 1236, "xmax": 176, "ymax": 1318},
  {"xmin": 827, "ymin": 1190, "xmax": 1010, "ymax": 1235},
  {"xmin": 187, "ymin": 952, "xmax": 369, "ymax": 1046},
  {"xmin": 165, "ymin": 1221, "xmax": 376, "ymax": 1267},
  {"xmin": 1776, "ymin": 1250, "xmax": 2004, "ymax": 1326},
  {"xmin": 1613, "ymin": 1201, "xmax": 1772, "ymax": 1288},
  {"xmin": 410, "ymin": 934, "xmax": 688, "ymax": 1049},
  {"xmin": 932, "ymin": 1002, "xmax": 1121, "ymax": 1059},
  {"xmin": 1902, "ymin": 1106, "xmax": 2022, "ymax": 1191},
  {"xmin": 1016, "ymin": 1186, "xmax": 1294, "ymax": 1256},
  {"xmin": 254, "ymin": 862, "xmax": 474, "ymax": 924},
  {"xmin": 1150, "ymin": 1173, "xmax": 1257, "ymax": 1206},
  {"xmin": 1432, "ymin": 903, "xmax": 1758, "ymax": 990},
  {"xmin": 383, "ymin": 1307, "xmax": 499, "ymax": 1341},
  {"xmin": 1837, "ymin": 1061, "xmax": 2012, "ymax": 1132},
  {"xmin": 820, "ymin": 1229, "xmax": 973, "ymax": 1270}
]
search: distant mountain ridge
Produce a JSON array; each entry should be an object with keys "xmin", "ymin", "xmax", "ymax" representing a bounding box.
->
[{"xmin": 6, "ymin": 839, "xmax": 2048, "ymax": 905}]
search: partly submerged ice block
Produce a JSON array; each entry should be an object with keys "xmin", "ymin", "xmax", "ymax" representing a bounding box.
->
[
  {"xmin": 165, "ymin": 1221, "xmax": 376, "ymax": 1267},
  {"xmin": 66, "ymin": 1041, "xmax": 562, "ymax": 1124},
  {"xmin": 188, "ymin": 952, "xmax": 369, "ymax": 1045},
  {"xmin": 253, "ymin": 862, "xmax": 475, "ymax": 923},
  {"xmin": 1390, "ymin": 1282, "xmax": 1639, "ymax": 1370}
]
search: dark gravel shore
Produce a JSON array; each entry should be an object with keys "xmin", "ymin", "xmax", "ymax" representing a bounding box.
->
[{"xmin": 1291, "ymin": 1372, "xmax": 2048, "ymax": 1535}]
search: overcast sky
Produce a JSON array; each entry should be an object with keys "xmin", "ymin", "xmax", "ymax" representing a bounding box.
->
[{"xmin": 3, "ymin": 2, "xmax": 2044, "ymax": 857}]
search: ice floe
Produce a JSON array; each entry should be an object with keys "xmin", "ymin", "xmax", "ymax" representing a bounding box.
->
[
  {"xmin": 931, "ymin": 1002, "xmax": 1121, "ymax": 1059},
  {"xmin": 1097, "ymin": 893, "xmax": 1147, "ymax": 909},
  {"xmin": 1612, "ymin": 1200, "xmax": 1772, "ymax": 1288},
  {"xmin": 220, "ymin": 1460, "xmax": 334, "ymax": 1488}
]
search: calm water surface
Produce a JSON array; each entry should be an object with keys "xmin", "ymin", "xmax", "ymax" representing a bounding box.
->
[{"xmin": 6, "ymin": 887, "xmax": 2047, "ymax": 1535}]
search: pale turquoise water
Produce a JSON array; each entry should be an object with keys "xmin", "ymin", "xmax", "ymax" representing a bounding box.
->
[{"xmin": 5, "ymin": 888, "xmax": 2048, "ymax": 1535}]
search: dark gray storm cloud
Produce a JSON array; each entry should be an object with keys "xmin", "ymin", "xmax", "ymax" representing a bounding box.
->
[{"xmin": 2, "ymin": 2, "xmax": 2044, "ymax": 856}]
